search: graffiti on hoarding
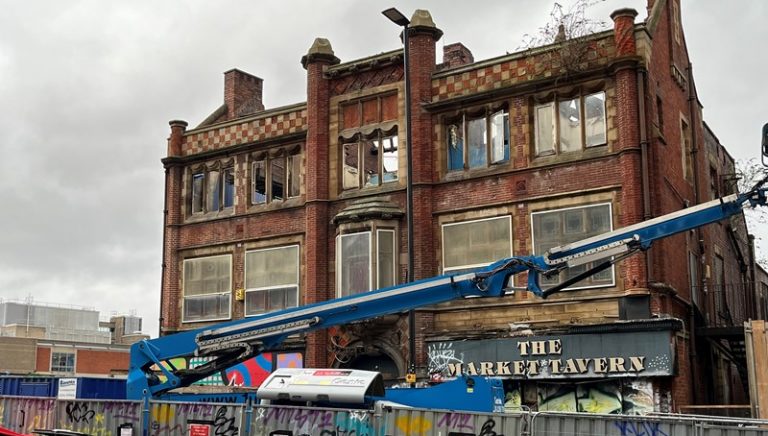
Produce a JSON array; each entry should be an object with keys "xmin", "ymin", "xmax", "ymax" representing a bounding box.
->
[
  {"xmin": 65, "ymin": 402, "xmax": 96, "ymax": 424},
  {"xmin": 614, "ymin": 420, "xmax": 669, "ymax": 436},
  {"xmin": 253, "ymin": 407, "xmax": 380, "ymax": 436},
  {"xmin": 213, "ymin": 406, "xmax": 238, "ymax": 436}
]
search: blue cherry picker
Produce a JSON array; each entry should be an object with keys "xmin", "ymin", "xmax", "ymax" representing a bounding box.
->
[{"xmin": 127, "ymin": 125, "xmax": 768, "ymax": 412}]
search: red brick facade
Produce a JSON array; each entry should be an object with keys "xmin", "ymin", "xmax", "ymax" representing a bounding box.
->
[{"xmin": 160, "ymin": 3, "xmax": 759, "ymax": 412}]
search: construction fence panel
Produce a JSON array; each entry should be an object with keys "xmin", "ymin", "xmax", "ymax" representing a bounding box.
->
[
  {"xmin": 54, "ymin": 399, "xmax": 143, "ymax": 436},
  {"xmin": 531, "ymin": 412, "xmax": 696, "ymax": 436},
  {"xmin": 149, "ymin": 400, "xmax": 244, "ymax": 436},
  {"xmin": 696, "ymin": 422, "xmax": 768, "ymax": 436},
  {"xmin": 379, "ymin": 406, "xmax": 527, "ymax": 436},
  {"xmin": 248, "ymin": 404, "xmax": 377, "ymax": 436},
  {"xmin": 0, "ymin": 396, "xmax": 56, "ymax": 434},
  {"xmin": 530, "ymin": 412, "xmax": 768, "ymax": 436}
]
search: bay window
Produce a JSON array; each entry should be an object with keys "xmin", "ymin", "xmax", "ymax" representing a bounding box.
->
[
  {"xmin": 337, "ymin": 229, "xmax": 396, "ymax": 297},
  {"xmin": 531, "ymin": 203, "xmax": 614, "ymax": 289},
  {"xmin": 183, "ymin": 254, "xmax": 232, "ymax": 322}
]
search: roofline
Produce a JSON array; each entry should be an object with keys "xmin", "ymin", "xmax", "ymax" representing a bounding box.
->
[{"xmin": 183, "ymin": 101, "xmax": 307, "ymax": 136}]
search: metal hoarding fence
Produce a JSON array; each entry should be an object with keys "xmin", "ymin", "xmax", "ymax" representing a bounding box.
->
[
  {"xmin": 249, "ymin": 404, "xmax": 377, "ymax": 436},
  {"xmin": 148, "ymin": 400, "xmax": 243, "ymax": 436},
  {"xmin": 0, "ymin": 397, "xmax": 56, "ymax": 435},
  {"xmin": 54, "ymin": 399, "xmax": 142, "ymax": 435},
  {"xmin": 4, "ymin": 396, "xmax": 768, "ymax": 435}
]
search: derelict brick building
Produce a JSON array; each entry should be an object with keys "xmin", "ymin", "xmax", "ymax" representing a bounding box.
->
[{"xmin": 159, "ymin": 1, "xmax": 762, "ymax": 413}]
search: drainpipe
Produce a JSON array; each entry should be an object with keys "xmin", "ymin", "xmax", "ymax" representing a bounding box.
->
[
  {"xmin": 159, "ymin": 166, "xmax": 169, "ymax": 338},
  {"xmin": 637, "ymin": 69, "xmax": 652, "ymax": 280},
  {"xmin": 686, "ymin": 62, "xmax": 702, "ymax": 405}
]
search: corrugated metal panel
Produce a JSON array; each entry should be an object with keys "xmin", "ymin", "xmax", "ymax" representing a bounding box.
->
[
  {"xmin": 0, "ymin": 379, "xmax": 19, "ymax": 397},
  {"xmin": 249, "ymin": 404, "xmax": 377, "ymax": 436},
  {"xmin": 380, "ymin": 407, "xmax": 524, "ymax": 436},
  {"xmin": 532, "ymin": 413, "xmax": 688, "ymax": 436},
  {"xmin": 53, "ymin": 399, "xmax": 142, "ymax": 435},
  {"xmin": 148, "ymin": 400, "xmax": 244, "ymax": 436},
  {"xmin": 0, "ymin": 397, "xmax": 56, "ymax": 434},
  {"xmin": 76, "ymin": 378, "xmax": 126, "ymax": 399}
]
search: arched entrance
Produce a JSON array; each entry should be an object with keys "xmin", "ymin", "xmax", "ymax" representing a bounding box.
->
[{"xmin": 334, "ymin": 341, "xmax": 405, "ymax": 385}]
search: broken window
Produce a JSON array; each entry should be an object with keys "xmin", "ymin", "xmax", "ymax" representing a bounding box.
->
[
  {"xmin": 535, "ymin": 91, "xmax": 606, "ymax": 156},
  {"xmin": 190, "ymin": 163, "xmax": 235, "ymax": 215},
  {"xmin": 250, "ymin": 146, "xmax": 302, "ymax": 205},
  {"xmin": 446, "ymin": 107, "xmax": 509, "ymax": 171},
  {"xmin": 342, "ymin": 131, "xmax": 398, "ymax": 190}
]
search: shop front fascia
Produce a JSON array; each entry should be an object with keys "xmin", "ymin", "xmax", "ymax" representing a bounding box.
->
[{"xmin": 426, "ymin": 319, "xmax": 682, "ymax": 413}]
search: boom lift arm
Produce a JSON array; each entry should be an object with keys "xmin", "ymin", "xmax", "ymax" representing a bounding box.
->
[{"xmin": 128, "ymin": 173, "xmax": 767, "ymax": 401}]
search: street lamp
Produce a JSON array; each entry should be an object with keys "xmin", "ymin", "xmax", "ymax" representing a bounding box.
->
[{"xmin": 382, "ymin": 7, "xmax": 417, "ymax": 383}]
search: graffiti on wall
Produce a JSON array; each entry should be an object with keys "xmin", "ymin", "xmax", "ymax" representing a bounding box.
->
[{"xmin": 153, "ymin": 351, "xmax": 304, "ymax": 388}]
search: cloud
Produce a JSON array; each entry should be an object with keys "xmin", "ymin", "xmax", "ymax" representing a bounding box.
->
[{"xmin": 0, "ymin": 0, "xmax": 764, "ymax": 340}]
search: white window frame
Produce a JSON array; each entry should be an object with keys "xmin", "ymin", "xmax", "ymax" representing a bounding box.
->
[
  {"xmin": 530, "ymin": 203, "xmax": 615, "ymax": 291},
  {"xmin": 441, "ymin": 215, "xmax": 513, "ymax": 274},
  {"xmin": 336, "ymin": 231, "xmax": 373, "ymax": 298},
  {"xmin": 50, "ymin": 351, "xmax": 76, "ymax": 374},
  {"xmin": 244, "ymin": 245, "xmax": 300, "ymax": 317},
  {"xmin": 376, "ymin": 229, "xmax": 397, "ymax": 290},
  {"xmin": 182, "ymin": 254, "xmax": 232, "ymax": 323}
]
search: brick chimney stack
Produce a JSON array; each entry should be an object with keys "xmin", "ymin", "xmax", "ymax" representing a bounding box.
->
[
  {"xmin": 611, "ymin": 8, "xmax": 639, "ymax": 57},
  {"xmin": 224, "ymin": 69, "xmax": 264, "ymax": 120},
  {"xmin": 441, "ymin": 42, "xmax": 474, "ymax": 69}
]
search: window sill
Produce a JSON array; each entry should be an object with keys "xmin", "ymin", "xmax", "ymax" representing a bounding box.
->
[
  {"xmin": 442, "ymin": 160, "xmax": 512, "ymax": 183},
  {"xmin": 530, "ymin": 144, "xmax": 609, "ymax": 167},
  {"xmin": 338, "ymin": 182, "xmax": 403, "ymax": 200},
  {"xmin": 186, "ymin": 208, "xmax": 236, "ymax": 223},
  {"xmin": 247, "ymin": 196, "xmax": 304, "ymax": 214}
]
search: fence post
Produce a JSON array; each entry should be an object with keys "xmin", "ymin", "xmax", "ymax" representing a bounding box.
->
[
  {"xmin": 142, "ymin": 396, "xmax": 150, "ymax": 436},
  {"xmin": 241, "ymin": 398, "xmax": 253, "ymax": 436}
]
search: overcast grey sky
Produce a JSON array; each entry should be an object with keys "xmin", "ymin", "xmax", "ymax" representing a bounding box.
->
[{"xmin": 0, "ymin": 1, "xmax": 765, "ymax": 338}]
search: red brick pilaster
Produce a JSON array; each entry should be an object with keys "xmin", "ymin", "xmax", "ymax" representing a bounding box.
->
[
  {"xmin": 405, "ymin": 10, "xmax": 442, "ymax": 370},
  {"xmin": 161, "ymin": 120, "xmax": 187, "ymax": 334},
  {"xmin": 302, "ymin": 39, "xmax": 339, "ymax": 367},
  {"xmin": 611, "ymin": 9, "xmax": 647, "ymax": 289}
]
